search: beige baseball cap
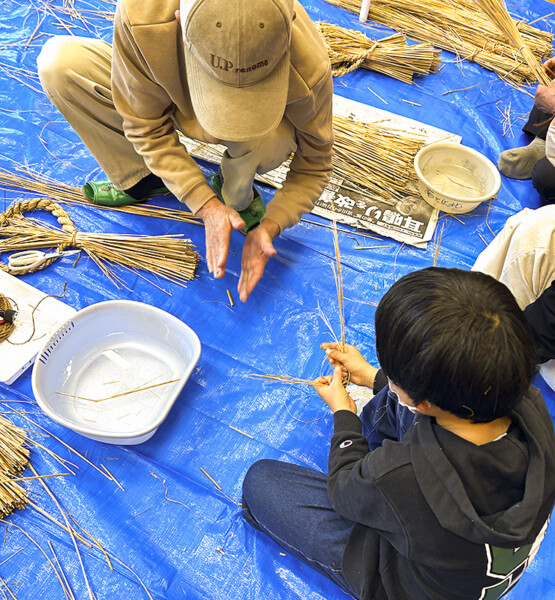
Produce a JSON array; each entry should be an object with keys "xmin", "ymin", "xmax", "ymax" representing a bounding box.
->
[{"xmin": 181, "ymin": 0, "xmax": 294, "ymax": 142}]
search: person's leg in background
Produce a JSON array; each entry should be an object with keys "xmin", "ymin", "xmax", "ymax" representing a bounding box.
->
[
  {"xmin": 472, "ymin": 206, "xmax": 555, "ymax": 307},
  {"xmin": 37, "ymin": 36, "xmax": 163, "ymax": 202},
  {"xmin": 532, "ymin": 157, "xmax": 555, "ymax": 204},
  {"xmin": 220, "ymin": 119, "xmax": 296, "ymax": 212},
  {"xmin": 472, "ymin": 205, "xmax": 555, "ymax": 388},
  {"xmin": 498, "ymin": 105, "xmax": 551, "ymax": 180},
  {"xmin": 242, "ymin": 458, "xmax": 356, "ymax": 597}
]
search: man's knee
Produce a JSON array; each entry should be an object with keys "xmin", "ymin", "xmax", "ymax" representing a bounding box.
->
[
  {"xmin": 37, "ymin": 36, "xmax": 88, "ymax": 93},
  {"xmin": 532, "ymin": 157, "xmax": 555, "ymax": 203}
]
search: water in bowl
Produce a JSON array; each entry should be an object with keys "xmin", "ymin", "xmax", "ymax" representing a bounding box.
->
[
  {"xmin": 52, "ymin": 332, "xmax": 183, "ymax": 434},
  {"xmin": 423, "ymin": 163, "xmax": 486, "ymax": 199}
]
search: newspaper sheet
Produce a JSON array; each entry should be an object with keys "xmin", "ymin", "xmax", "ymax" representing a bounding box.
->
[{"xmin": 180, "ymin": 94, "xmax": 461, "ymax": 248}]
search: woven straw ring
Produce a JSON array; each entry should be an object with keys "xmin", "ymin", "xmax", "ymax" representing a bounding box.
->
[{"xmin": 0, "ymin": 198, "xmax": 77, "ymax": 275}]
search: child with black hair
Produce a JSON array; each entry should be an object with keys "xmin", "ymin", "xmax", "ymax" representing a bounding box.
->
[{"xmin": 242, "ymin": 267, "xmax": 555, "ymax": 600}]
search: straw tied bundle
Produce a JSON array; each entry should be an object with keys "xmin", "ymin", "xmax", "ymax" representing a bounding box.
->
[
  {"xmin": 0, "ymin": 198, "xmax": 199, "ymax": 288},
  {"xmin": 332, "ymin": 114, "xmax": 427, "ymax": 203},
  {"xmin": 325, "ymin": 0, "xmax": 552, "ymax": 85},
  {"xmin": 0, "ymin": 415, "xmax": 29, "ymax": 518},
  {"xmin": 316, "ymin": 23, "xmax": 441, "ymax": 84}
]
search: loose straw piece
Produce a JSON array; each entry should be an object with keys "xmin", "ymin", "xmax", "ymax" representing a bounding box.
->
[
  {"xmin": 101, "ymin": 464, "xmax": 125, "ymax": 492},
  {"xmin": 200, "ymin": 467, "xmax": 222, "ymax": 491},
  {"xmin": 228, "ymin": 425, "xmax": 254, "ymax": 439},
  {"xmin": 6, "ymin": 406, "xmax": 115, "ymax": 484},
  {"xmin": 49, "ymin": 542, "xmax": 77, "ymax": 600},
  {"xmin": 0, "ymin": 520, "xmax": 69, "ymax": 597},
  {"xmin": 432, "ymin": 223, "xmax": 445, "ymax": 266},
  {"xmin": 56, "ymin": 378, "xmax": 180, "ymax": 403}
]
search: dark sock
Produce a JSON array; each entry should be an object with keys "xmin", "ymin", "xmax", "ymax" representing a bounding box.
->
[{"xmin": 124, "ymin": 174, "xmax": 164, "ymax": 199}]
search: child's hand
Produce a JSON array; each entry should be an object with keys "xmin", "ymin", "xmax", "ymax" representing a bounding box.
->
[
  {"xmin": 320, "ymin": 342, "xmax": 378, "ymax": 388},
  {"xmin": 313, "ymin": 367, "xmax": 357, "ymax": 414}
]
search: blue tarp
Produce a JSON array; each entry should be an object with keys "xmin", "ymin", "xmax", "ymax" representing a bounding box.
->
[{"xmin": 0, "ymin": 1, "xmax": 553, "ymax": 598}]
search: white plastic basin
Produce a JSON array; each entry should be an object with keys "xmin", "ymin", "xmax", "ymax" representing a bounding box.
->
[{"xmin": 32, "ymin": 300, "xmax": 201, "ymax": 445}]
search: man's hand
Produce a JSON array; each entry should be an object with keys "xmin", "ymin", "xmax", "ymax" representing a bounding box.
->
[
  {"xmin": 321, "ymin": 342, "xmax": 378, "ymax": 388},
  {"xmin": 237, "ymin": 219, "xmax": 279, "ymax": 302},
  {"xmin": 197, "ymin": 197, "xmax": 245, "ymax": 278},
  {"xmin": 535, "ymin": 84, "xmax": 555, "ymax": 114},
  {"xmin": 313, "ymin": 367, "xmax": 356, "ymax": 414},
  {"xmin": 543, "ymin": 57, "xmax": 555, "ymax": 80}
]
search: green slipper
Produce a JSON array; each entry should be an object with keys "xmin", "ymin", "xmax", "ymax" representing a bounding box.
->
[
  {"xmin": 209, "ymin": 172, "xmax": 265, "ymax": 234},
  {"xmin": 82, "ymin": 178, "xmax": 169, "ymax": 207}
]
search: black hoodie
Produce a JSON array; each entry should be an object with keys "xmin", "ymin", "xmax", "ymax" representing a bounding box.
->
[{"xmin": 328, "ymin": 386, "xmax": 555, "ymax": 600}]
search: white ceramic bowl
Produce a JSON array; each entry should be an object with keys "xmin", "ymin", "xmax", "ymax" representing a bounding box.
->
[
  {"xmin": 414, "ymin": 142, "xmax": 501, "ymax": 214},
  {"xmin": 32, "ymin": 300, "xmax": 201, "ymax": 445}
]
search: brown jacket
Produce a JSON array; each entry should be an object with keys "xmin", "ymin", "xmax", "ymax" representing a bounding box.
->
[{"xmin": 111, "ymin": 0, "xmax": 334, "ymax": 231}]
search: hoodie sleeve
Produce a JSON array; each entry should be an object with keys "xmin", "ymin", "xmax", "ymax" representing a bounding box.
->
[
  {"xmin": 327, "ymin": 410, "xmax": 406, "ymax": 535},
  {"xmin": 111, "ymin": 2, "xmax": 214, "ymax": 211}
]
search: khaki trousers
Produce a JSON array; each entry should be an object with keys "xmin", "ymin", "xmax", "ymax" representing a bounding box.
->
[
  {"xmin": 37, "ymin": 36, "xmax": 297, "ymax": 211},
  {"xmin": 472, "ymin": 205, "xmax": 555, "ymax": 390},
  {"xmin": 472, "ymin": 205, "xmax": 555, "ymax": 309}
]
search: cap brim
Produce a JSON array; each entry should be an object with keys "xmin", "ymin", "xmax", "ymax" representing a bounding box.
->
[{"xmin": 185, "ymin": 49, "xmax": 289, "ymax": 142}]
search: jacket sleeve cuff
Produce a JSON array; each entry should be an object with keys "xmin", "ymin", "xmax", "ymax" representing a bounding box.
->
[
  {"xmin": 181, "ymin": 181, "xmax": 217, "ymax": 214},
  {"xmin": 333, "ymin": 410, "xmax": 363, "ymax": 435}
]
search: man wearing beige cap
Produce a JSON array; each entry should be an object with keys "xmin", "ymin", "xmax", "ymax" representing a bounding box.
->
[{"xmin": 37, "ymin": 0, "xmax": 334, "ymax": 301}]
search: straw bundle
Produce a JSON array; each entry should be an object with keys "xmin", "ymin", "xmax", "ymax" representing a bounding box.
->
[
  {"xmin": 474, "ymin": 0, "xmax": 551, "ymax": 85},
  {"xmin": 0, "ymin": 415, "xmax": 29, "ymax": 518},
  {"xmin": 316, "ymin": 23, "xmax": 441, "ymax": 83},
  {"xmin": 0, "ymin": 164, "xmax": 200, "ymax": 225},
  {"xmin": 0, "ymin": 198, "xmax": 199, "ymax": 289},
  {"xmin": 332, "ymin": 114, "xmax": 427, "ymax": 203},
  {"xmin": 325, "ymin": 0, "xmax": 553, "ymax": 85}
]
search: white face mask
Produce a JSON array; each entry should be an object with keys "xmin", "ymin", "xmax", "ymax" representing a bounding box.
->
[{"xmin": 387, "ymin": 388, "xmax": 420, "ymax": 414}]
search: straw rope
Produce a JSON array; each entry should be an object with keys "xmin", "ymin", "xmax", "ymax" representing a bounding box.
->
[
  {"xmin": 0, "ymin": 295, "xmax": 15, "ymax": 342},
  {"xmin": 0, "ymin": 198, "xmax": 200, "ymax": 288},
  {"xmin": 0, "ymin": 198, "xmax": 74, "ymax": 275}
]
